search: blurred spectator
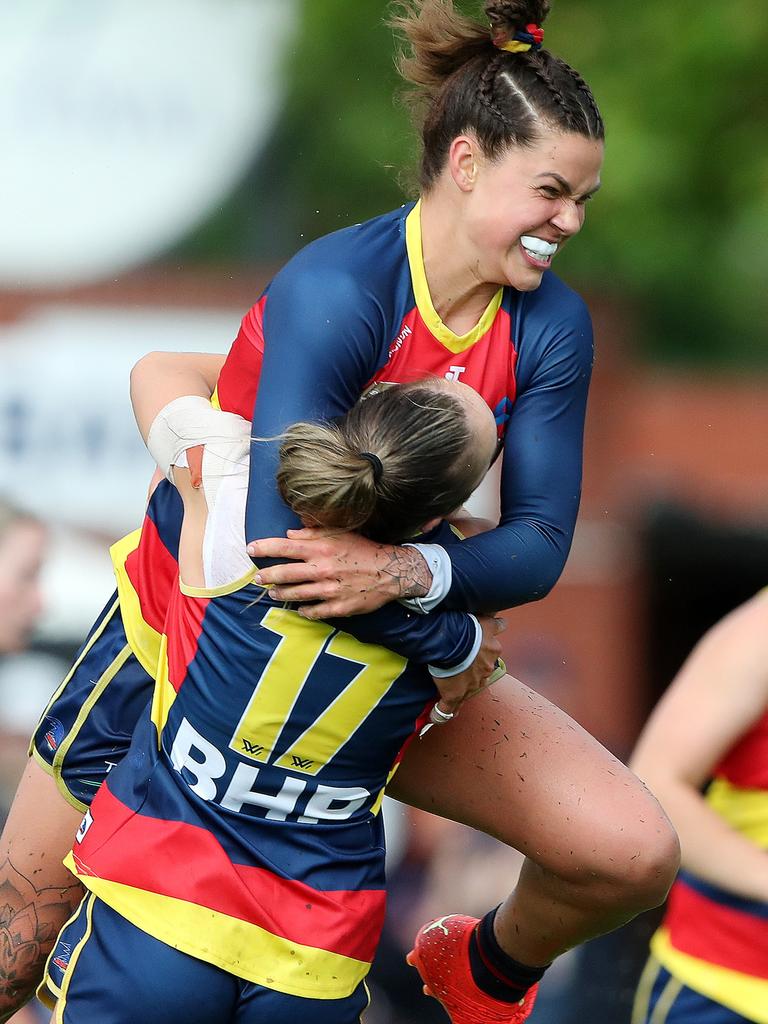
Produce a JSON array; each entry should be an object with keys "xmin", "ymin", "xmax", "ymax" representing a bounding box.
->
[{"xmin": 0, "ymin": 502, "xmax": 45, "ymax": 654}]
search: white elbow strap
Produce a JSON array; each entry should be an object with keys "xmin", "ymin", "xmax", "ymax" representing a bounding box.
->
[{"xmin": 147, "ymin": 396, "xmax": 251, "ymax": 482}]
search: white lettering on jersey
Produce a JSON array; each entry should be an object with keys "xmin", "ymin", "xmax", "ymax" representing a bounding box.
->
[
  {"xmin": 170, "ymin": 717, "xmax": 226, "ymax": 800},
  {"xmin": 445, "ymin": 365, "xmax": 466, "ymax": 382},
  {"xmin": 168, "ymin": 716, "xmax": 372, "ymax": 823},
  {"xmin": 221, "ymin": 763, "xmax": 306, "ymax": 820},
  {"xmin": 388, "ymin": 323, "xmax": 412, "ymax": 359},
  {"xmin": 299, "ymin": 784, "xmax": 370, "ymax": 824}
]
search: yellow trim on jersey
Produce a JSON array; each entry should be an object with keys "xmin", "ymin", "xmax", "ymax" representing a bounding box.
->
[
  {"xmin": 149, "ymin": 633, "xmax": 175, "ymax": 741},
  {"xmin": 52, "ymin": 891, "xmax": 96, "ymax": 1024},
  {"xmin": 211, "ymin": 385, "xmax": 221, "ymax": 410},
  {"xmin": 406, "ymin": 201, "xmax": 503, "ymax": 354},
  {"xmin": 631, "ymin": 955, "xmax": 662, "ymax": 1024},
  {"xmin": 706, "ymin": 777, "xmax": 768, "ymax": 848},
  {"xmin": 36, "ymin": 893, "xmax": 91, "ymax": 1010},
  {"xmin": 360, "ymin": 981, "xmax": 372, "ymax": 1021},
  {"xmin": 47, "ymin": 644, "xmax": 134, "ymax": 813},
  {"xmin": 28, "ymin": 595, "xmax": 121, "ymax": 761},
  {"xmin": 110, "ymin": 528, "xmax": 164, "ymax": 678},
  {"xmin": 178, "ymin": 567, "xmax": 260, "ymax": 599},
  {"xmin": 370, "ymin": 764, "xmax": 400, "ymax": 816},
  {"xmin": 69, "ymin": 858, "xmax": 371, "ymax": 1000},
  {"xmin": 651, "ymin": 926, "xmax": 768, "ymax": 1023}
]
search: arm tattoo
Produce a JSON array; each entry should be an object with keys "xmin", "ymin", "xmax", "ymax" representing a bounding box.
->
[
  {"xmin": 379, "ymin": 545, "xmax": 431, "ymax": 600},
  {"xmin": 0, "ymin": 858, "xmax": 82, "ymax": 1016}
]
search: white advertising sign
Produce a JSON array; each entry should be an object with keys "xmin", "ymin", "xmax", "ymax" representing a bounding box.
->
[
  {"xmin": 0, "ymin": 1, "xmax": 296, "ymax": 285},
  {"xmin": 0, "ymin": 304, "xmax": 240, "ymax": 533}
]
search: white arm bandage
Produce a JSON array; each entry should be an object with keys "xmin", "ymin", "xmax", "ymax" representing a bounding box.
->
[{"xmin": 146, "ymin": 395, "xmax": 252, "ymax": 482}]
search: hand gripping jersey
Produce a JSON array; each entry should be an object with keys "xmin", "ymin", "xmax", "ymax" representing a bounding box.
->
[
  {"xmin": 67, "ymin": 524, "xmax": 464, "ymax": 1000},
  {"xmin": 649, "ymin": 709, "xmax": 768, "ymax": 1022},
  {"xmin": 113, "ymin": 199, "xmax": 593, "ymax": 681}
]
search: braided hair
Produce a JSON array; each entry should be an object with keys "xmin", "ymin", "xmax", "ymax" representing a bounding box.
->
[{"xmin": 390, "ymin": 0, "xmax": 604, "ymax": 189}]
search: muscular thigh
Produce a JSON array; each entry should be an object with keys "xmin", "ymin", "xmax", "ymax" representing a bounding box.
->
[{"xmin": 390, "ymin": 674, "xmax": 661, "ymax": 870}]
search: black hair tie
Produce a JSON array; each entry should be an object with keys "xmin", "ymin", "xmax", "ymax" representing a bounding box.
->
[{"xmin": 360, "ymin": 451, "xmax": 384, "ymax": 483}]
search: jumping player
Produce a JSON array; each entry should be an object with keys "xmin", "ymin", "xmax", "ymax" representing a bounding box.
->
[
  {"xmin": 41, "ymin": 380, "xmax": 501, "ymax": 1023},
  {"xmin": 631, "ymin": 591, "xmax": 768, "ymax": 1024},
  {"xmin": 0, "ymin": 3, "xmax": 679, "ymax": 1023}
]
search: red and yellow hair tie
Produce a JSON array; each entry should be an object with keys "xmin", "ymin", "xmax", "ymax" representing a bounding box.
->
[{"xmin": 493, "ymin": 23, "xmax": 544, "ymax": 54}]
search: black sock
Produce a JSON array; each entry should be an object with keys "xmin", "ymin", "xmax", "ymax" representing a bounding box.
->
[{"xmin": 467, "ymin": 906, "xmax": 549, "ymax": 1004}]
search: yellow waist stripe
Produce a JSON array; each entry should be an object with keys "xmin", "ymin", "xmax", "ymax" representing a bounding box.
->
[
  {"xmin": 651, "ymin": 927, "xmax": 768, "ymax": 1022},
  {"xmin": 706, "ymin": 778, "xmax": 768, "ymax": 848},
  {"xmin": 67, "ymin": 854, "xmax": 370, "ymax": 1000}
]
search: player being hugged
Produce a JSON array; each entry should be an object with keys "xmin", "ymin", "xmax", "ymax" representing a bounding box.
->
[
  {"xmin": 42, "ymin": 380, "xmax": 501, "ymax": 1024},
  {"xmin": 2, "ymin": 3, "xmax": 680, "ymax": 1023}
]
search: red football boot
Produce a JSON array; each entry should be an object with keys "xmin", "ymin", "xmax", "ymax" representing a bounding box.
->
[{"xmin": 406, "ymin": 915, "xmax": 538, "ymax": 1023}]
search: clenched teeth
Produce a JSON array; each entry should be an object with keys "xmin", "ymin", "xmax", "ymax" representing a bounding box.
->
[{"xmin": 520, "ymin": 235, "xmax": 558, "ymax": 260}]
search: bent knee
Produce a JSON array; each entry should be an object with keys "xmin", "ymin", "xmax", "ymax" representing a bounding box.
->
[
  {"xmin": 576, "ymin": 809, "xmax": 680, "ymax": 912},
  {"xmin": 612, "ymin": 816, "xmax": 680, "ymax": 910}
]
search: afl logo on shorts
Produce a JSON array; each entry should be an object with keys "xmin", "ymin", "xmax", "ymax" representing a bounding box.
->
[
  {"xmin": 76, "ymin": 810, "xmax": 94, "ymax": 844},
  {"xmin": 52, "ymin": 942, "xmax": 72, "ymax": 973},
  {"xmin": 44, "ymin": 717, "xmax": 65, "ymax": 752}
]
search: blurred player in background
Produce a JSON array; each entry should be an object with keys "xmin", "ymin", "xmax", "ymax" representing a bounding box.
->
[
  {"xmin": 0, "ymin": 502, "xmax": 45, "ymax": 658},
  {"xmin": 1, "ymin": 2, "xmax": 680, "ymax": 1023},
  {"xmin": 631, "ymin": 590, "xmax": 768, "ymax": 1024}
]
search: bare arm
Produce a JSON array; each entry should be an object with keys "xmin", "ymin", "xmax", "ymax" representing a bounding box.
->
[
  {"xmin": 130, "ymin": 351, "xmax": 225, "ymax": 443},
  {"xmin": 630, "ymin": 590, "xmax": 768, "ymax": 902},
  {"xmin": 129, "ymin": 351, "xmax": 226, "ymax": 587}
]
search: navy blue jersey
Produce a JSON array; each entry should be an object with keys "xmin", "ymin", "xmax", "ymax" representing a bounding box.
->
[
  {"xmin": 239, "ymin": 201, "xmax": 593, "ymax": 614},
  {"xmin": 117, "ymin": 200, "xmax": 592, "ymax": 674}
]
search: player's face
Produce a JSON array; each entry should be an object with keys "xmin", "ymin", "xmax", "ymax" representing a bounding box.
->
[
  {"xmin": 464, "ymin": 130, "xmax": 603, "ymax": 291},
  {"xmin": 0, "ymin": 520, "xmax": 46, "ymax": 652}
]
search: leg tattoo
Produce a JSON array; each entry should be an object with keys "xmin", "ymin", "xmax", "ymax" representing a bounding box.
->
[{"xmin": 0, "ymin": 858, "xmax": 82, "ymax": 1019}]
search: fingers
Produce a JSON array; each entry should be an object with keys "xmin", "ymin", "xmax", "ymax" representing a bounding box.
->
[
  {"xmin": 270, "ymin": 582, "xmax": 338, "ymax": 603},
  {"xmin": 286, "ymin": 527, "xmax": 336, "ymax": 540},
  {"xmin": 429, "ymin": 701, "xmax": 458, "ymax": 724},
  {"xmin": 247, "ymin": 538, "xmax": 327, "ymax": 561},
  {"xmin": 186, "ymin": 445, "xmax": 204, "ymax": 489},
  {"xmin": 294, "ymin": 591, "xmax": 390, "ymax": 618},
  {"xmin": 253, "ymin": 563, "xmax": 324, "ymax": 587}
]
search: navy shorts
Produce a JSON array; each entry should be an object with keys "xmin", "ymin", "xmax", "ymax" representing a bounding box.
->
[
  {"xmin": 42, "ymin": 893, "xmax": 370, "ymax": 1024},
  {"xmin": 30, "ymin": 591, "xmax": 153, "ymax": 811},
  {"xmin": 633, "ymin": 957, "xmax": 753, "ymax": 1024}
]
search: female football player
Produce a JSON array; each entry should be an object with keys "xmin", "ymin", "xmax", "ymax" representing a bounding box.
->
[
  {"xmin": 1, "ymin": 3, "xmax": 679, "ymax": 1023},
  {"xmin": 42, "ymin": 379, "xmax": 502, "ymax": 1024}
]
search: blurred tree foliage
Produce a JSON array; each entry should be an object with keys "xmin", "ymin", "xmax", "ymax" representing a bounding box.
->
[{"xmin": 175, "ymin": 0, "xmax": 768, "ymax": 366}]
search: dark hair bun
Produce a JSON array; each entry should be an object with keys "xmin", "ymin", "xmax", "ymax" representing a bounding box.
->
[{"xmin": 485, "ymin": 0, "xmax": 551, "ymax": 38}]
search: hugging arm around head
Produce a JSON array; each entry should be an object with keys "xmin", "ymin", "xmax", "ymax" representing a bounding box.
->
[
  {"xmin": 130, "ymin": 0, "xmax": 605, "ymax": 668},
  {"xmin": 246, "ymin": 0, "xmax": 602, "ymax": 623}
]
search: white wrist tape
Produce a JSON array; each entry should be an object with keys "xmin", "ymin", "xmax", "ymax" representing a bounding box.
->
[
  {"xmin": 147, "ymin": 396, "xmax": 251, "ymax": 482},
  {"xmin": 428, "ymin": 615, "xmax": 483, "ymax": 678}
]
